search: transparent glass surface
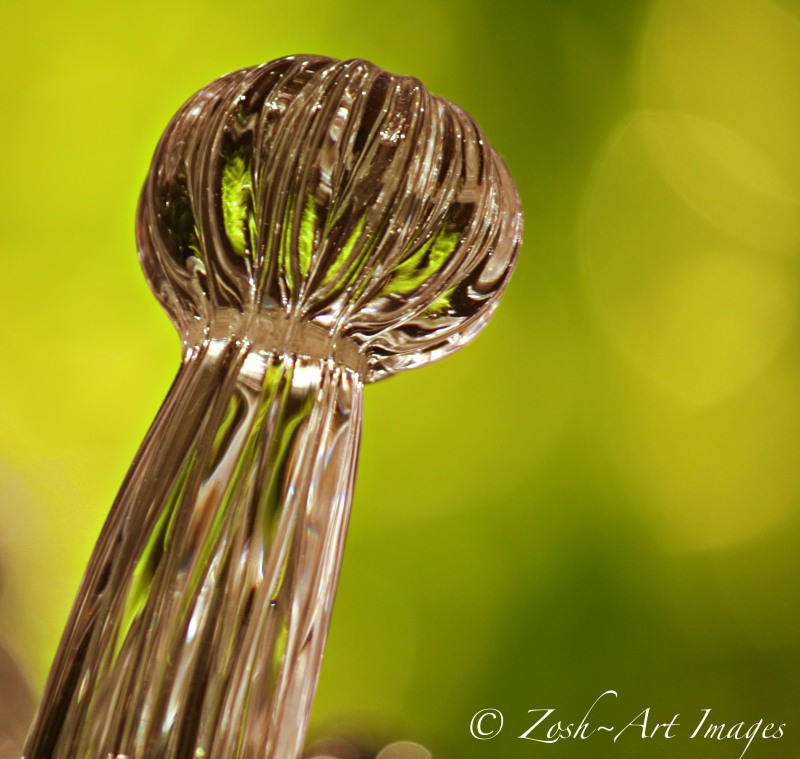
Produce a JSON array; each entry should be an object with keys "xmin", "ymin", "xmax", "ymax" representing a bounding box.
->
[{"xmin": 23, "ymin": 55, "xmax": 521, "ymax": 759}]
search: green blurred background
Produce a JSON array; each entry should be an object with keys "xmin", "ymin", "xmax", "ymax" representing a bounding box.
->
[{"xmin": 1, "ymin": 0, "xmax": 799, "ymax": 756}]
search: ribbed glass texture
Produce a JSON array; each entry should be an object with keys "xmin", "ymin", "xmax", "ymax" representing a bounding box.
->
[{"xmin": 24, "ymin": 55, "xmax": 521, "ymax": 758}]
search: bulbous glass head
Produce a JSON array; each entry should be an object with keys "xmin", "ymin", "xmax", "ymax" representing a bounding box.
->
[{"xmin": 138, "ymin": 55, "xmax": 522, "ymax": 381}]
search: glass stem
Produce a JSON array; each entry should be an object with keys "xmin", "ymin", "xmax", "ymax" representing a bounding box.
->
[{"xmin": 24, "ymin": 339, "xmax": 362, "ymax": 759}]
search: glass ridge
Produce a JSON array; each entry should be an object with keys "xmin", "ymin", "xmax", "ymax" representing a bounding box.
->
[{"xmin": 23, "ymin": 55, "xmax": 522, "ymax": 759}]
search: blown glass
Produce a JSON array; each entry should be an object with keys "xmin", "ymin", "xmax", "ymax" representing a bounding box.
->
[{"xmin": 23, "ymin": 55, "xmax": 522, "ymax": 759}]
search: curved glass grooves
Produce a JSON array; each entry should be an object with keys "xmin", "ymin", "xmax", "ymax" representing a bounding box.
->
[
  {"xmin": 137, "ymin": 55, "xmax": 522, "ymax": 381},
  {"xmin": 25, "ymin": 55, "xmax": 521, "ymax": 759},
  {"xmin": 24, "ymin": 348, "xmax": 361, "ymax": 758}
]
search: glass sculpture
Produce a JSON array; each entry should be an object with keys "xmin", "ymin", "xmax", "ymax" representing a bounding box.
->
[{"xmin": 23, "ymin": 55, "xmax": 522, "ymax": 759}]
